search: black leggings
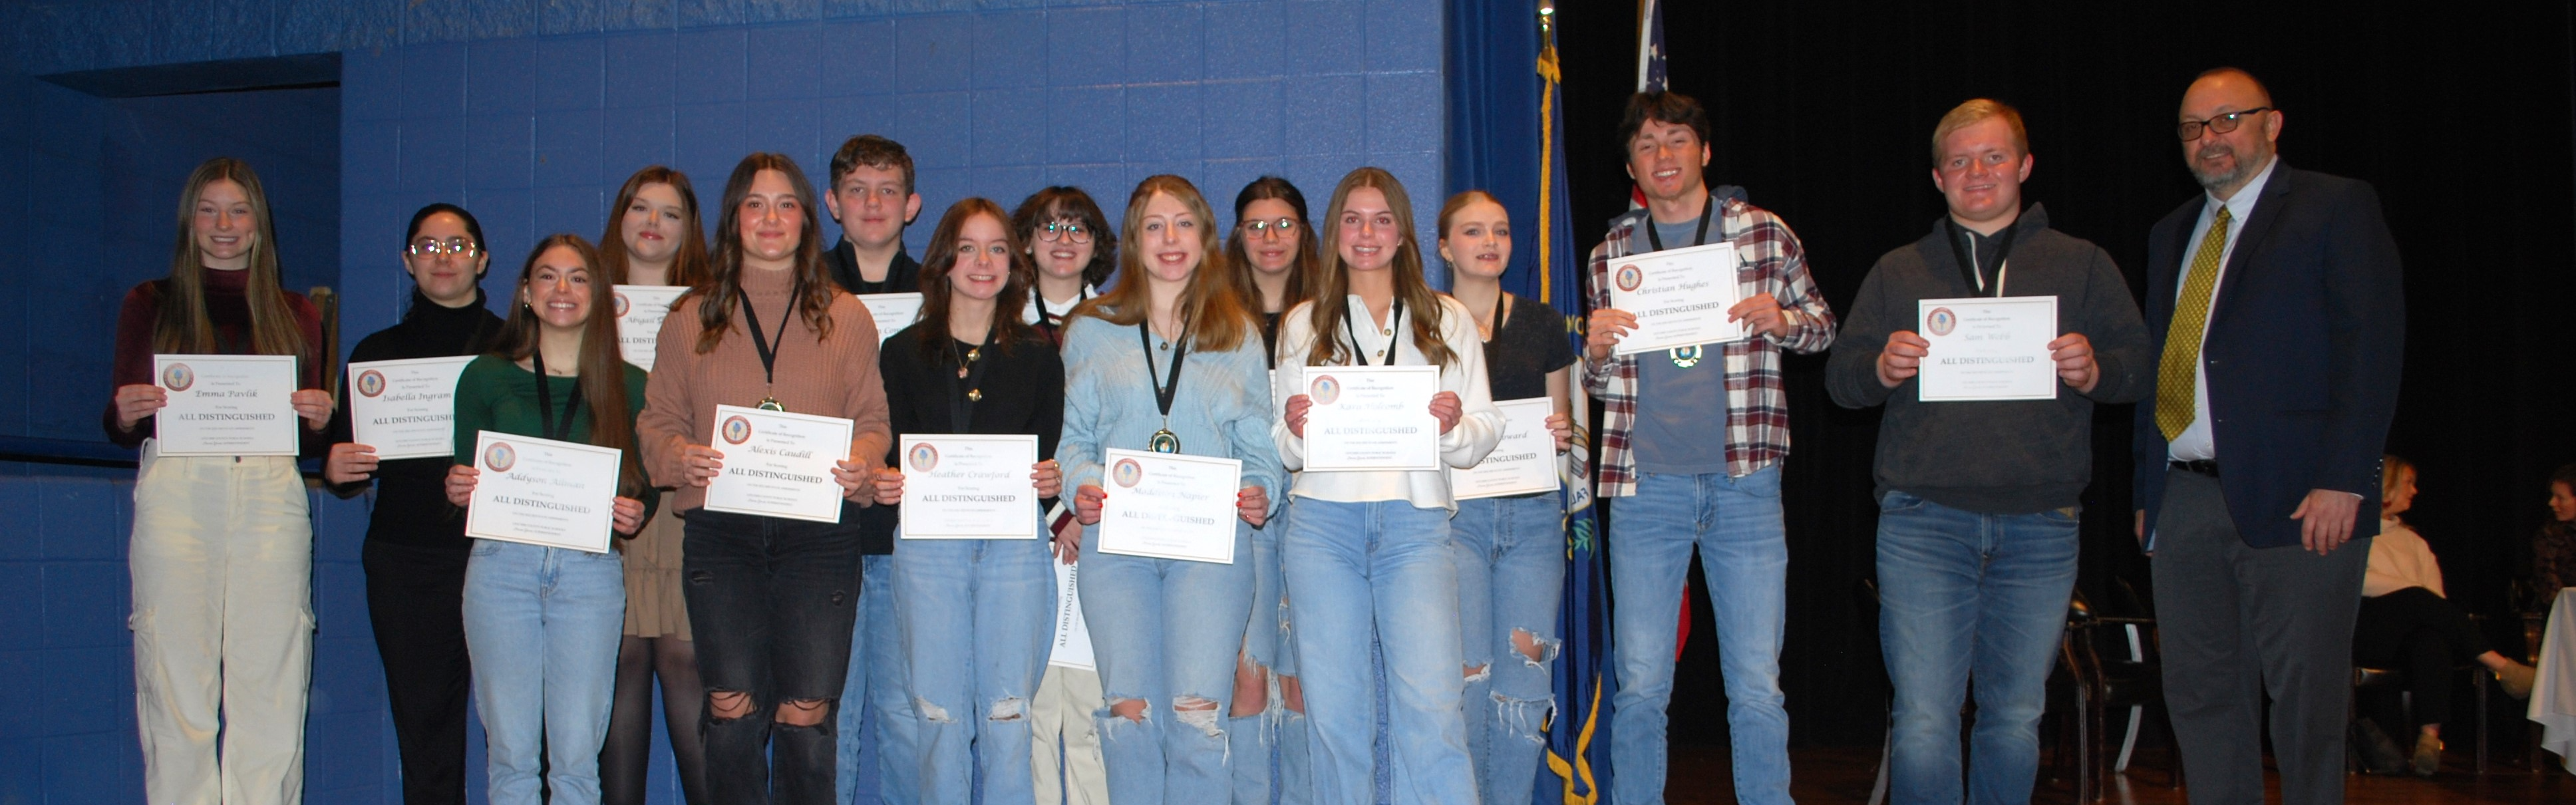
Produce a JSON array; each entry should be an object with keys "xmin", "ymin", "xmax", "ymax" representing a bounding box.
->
[
  {"xmin": 2351, "ymin": 586, "xmax": 2492, "ymax": 727},
  {"xmin": 599, "ymin": 634, "xmax": 710, "ymax": 804},
  {"xmin": 363, "ymin": 539, "xmax": 472, "ymax": 805}
]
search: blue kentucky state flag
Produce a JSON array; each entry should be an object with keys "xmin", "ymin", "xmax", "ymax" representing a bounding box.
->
[{"xmin": 1537, "ymin": 11, "xmax": 1616, "ymax": 804}]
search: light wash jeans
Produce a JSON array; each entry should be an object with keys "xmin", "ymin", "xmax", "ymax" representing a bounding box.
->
[
  {"xmin": 1283, "ymin": 498, "xmax": 1476, "ymax": 805},
  {"xmin": 834, "ymin": 554, "xmax": 917, "ymax": 804},
  {"xmin": 462, "ymin": 539, "xmax": 628, "ymax": 805},
  {"xmin": 1452, "ymin": 492, "xmax": 1567, "ymax": 805},
  {"xmin": 1608, "ymin": 467, "xmax": 1792, "ymax": 805},
  {"xmin": 1875, "ymin": 491, "xmax": 2078, "ymax": 805},
  {"xmin": 893, "ymin": 532, "xmax": 1056, "ymax": 805},
  {"xmin": 1080, "ymin": 518, "xmax": 1256, "ymax": 804},
  {"xmin": 1231, "ymin": 504, "xmax": 1312, "ymax": 805}
]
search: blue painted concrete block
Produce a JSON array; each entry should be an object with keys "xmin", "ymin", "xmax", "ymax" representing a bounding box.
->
[
  {"xmin": 541, "ymin": 0, "xmax": 608, "ymax": 35},
  {"xmin": 672, "ymin": 102, "xmax": 750, "ymax": 182},
  {"xmin": 0, "ymin": 567, "xmax": 37, "ymax": 651},
  {"xmin": 1045, "ymin": 7, "xmax": 1122, "ymax": 88},
  {"xmin": 971, "ymin": 11, "xmax": 1046, "ymax": 89},
  {"xmin": 746, "ymin": 98, "xmax": 823, "ymax": 166},
  {"xmin": 464, "ymin": 116, "xmax": 536, "ymax": 190},
  {"xmin": 536, "ymin": 36, "xmax": 606, "ymax": 110},
  {"xmin": 1045, "ymin": 86, "xmax": 1123, "ymax": 164},
  {"xmin": 601, "ymin": 105, "xmax": 679, "ymax": 176},
  {"xmin": 156, "ymin": 0, "xmax": 275, "ymax": 65},
  {"xmin": 1123, "ymin": 3, "xmax": 1203, "ymax": 84},
  {"xmin": 1204, "ymin": 1, "xmax": 1284, "ymax": 80},
  {"xmin": 37, "ymin": 477, "xmax": 122, "ymax": 561},
  {"xmin": 820, "ymin": 96, "xmax": 899, "ymax": 152},
  {"xmin": 537, "ymin": 109, "xmax": 607, "ymax": 188},
  {"xmin": 279, "ymin": 0, "xmax": 403, "ymax": 53},
  {"xmin": 343, "ymin": 49, "xmax": 404, "ymax": 122},
  {"xmin": 893, "ymin": 14, "xmax": 973, "ymax": 94},
  {"xmin": 1284, "ymin": 0, "xmax": 1362, "ymax": 77},
  {"xmin": 1202, "ymin": 78, "xmax": 1283, "ymax": 160},
  {"xmin": 602, "ymin": 30, "xmax": 681, "ymax": 109},
  {"xmin": 399, "ymin": 117, "xmax": 468, "ymax": 195},
  {"xmin": 747, "ymin": 25, "xmax": 825, "ymax": 100},
  {"xmin": 402, "ymin": 43, "xmax": 470, "ymax": 120},
  {"xmin": 534, "ymin": 186, "xmax": 606, "ymax": 244},
  {"xmin": 41, "ymin": 562, "xmax": 128, "ymax": 649},
  {"xmin": 817, "ymin": 20, "xmax": 897, "ymax": 98},
  {"xmin": 1366, "ymin": 0, "xmax": 1438, "ymax": 73},
  {"xmin": 1123, "ymin": 82, "xmax": 1202, "ymax": 164},
  {"xmin": 1365, "ymin": 71, "xmax": 1438, "ymax": 153},
  {"xmin": 673, "ymin": 27, "xmax": 749, "ymax": 106},
  {"xmin": 1283, "ymin": 73, "xmax": 1363, "ymax": 156},
  {"xmin": 894, "ymin": 91, "xmax": 973, "ymax": 168},
  {"xmin": 972, "ymin": 88, "xmax": 1045, "ymax": 166}
]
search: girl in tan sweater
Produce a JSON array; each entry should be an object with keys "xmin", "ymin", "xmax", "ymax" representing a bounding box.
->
[{"xmin": 636, "ymin": 152, "xmax": 891, "ymax": 804}]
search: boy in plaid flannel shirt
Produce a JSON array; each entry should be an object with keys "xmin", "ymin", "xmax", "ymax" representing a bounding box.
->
[{"xmin": 1583, "ymin": 90, "xmax": 1835, "ymax": 805}]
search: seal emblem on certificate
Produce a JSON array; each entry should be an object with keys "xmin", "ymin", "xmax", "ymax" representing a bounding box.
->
[
  {"xmin": 1925, "ymin": 307, "xmax": 1958, "ymax": 337},
  {"xmin": 483, "ymin": 441, "xmax": 518, "ymax": 473},
  {"xmin": 721, "ymin": 414, "xmax": 752, "ymax": 444},
  {"xmin": 1112, "ymin": 457, "xmax": 1144, "ymax": 488},
  {"xmin": 909, "ymin": 442, "xmax": 940, "ymax": 472},
  {"xmin": 356, "ymin": 369, "xmax": 387, "ymax": 397},
  {"xmin": 162, "ymin": 363, "xmax": 196, "ymax": 391}
]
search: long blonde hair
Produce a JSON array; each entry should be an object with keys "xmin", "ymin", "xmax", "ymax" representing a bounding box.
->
[
  {"xmin": 156, "ymin": 157, "xmax": 307, "ymax": 359},
  {"xmin": 1299, "ymin": 167, "xmax": 1451, "ymax": 368},
  {"xmin": 1071, "ymin": 175, "xmax": 1254, "ymax": 353}
]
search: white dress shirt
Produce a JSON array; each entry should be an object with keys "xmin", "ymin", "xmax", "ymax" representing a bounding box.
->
[
  {"xmin": 1271, "ymin": 294, "xmax": 1504, "ymax": 511},
  {"xmin": 2166, "ymin": 155, "xmax": 2278, "ymax": 462}
]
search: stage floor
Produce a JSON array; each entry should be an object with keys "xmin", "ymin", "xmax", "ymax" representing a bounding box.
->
[{"xmin": 1659, "ymin": 744, "xmax": 2576, "ymax": 804}]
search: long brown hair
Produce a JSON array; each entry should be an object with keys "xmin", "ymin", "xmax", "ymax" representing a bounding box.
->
[
  {"xmin": 1223, "ymin": 176, "xmax": 1324, "ymax": 314},
  {"xmin": 156, "ymin": 157, "xmax": 307, "ymax": 359},
  {"xmin": 491, "ymin": 234, "xmax": 648, "ymax": 498},
  {"xmin": 1072, "ymin": 175, "xmax": 1253, "ymax": 353},
  {"xmin": 598, "ymin": 166, "xmax": 712, "ymax": 287},
  {"xmin": 689, "ymin": 153, "xmax": 838, "ymax": 354},
  {"xmin": 915, "ymin": 198, "xmax": 1038, "ymax": 360},
  {"xmin": 1301, "ymin": 167, "xmax": 1452, "ymax": 368}
]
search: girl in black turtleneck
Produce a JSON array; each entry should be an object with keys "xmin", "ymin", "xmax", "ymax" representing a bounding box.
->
[{"xmin": 322, "ymin": 203, "xmax": 506, "ymax": 805}]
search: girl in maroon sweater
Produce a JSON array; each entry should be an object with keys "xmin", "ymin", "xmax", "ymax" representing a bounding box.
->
[{"xmin": 102, "ymin": 157, "xmax": 331, "ymax": 804}]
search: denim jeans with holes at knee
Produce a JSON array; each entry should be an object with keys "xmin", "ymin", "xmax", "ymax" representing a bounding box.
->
[
  {"xmin": 893, "ymin": 530, "xmax": 1054, "ymax": 805},
  {"xmin": 1452, "ymin": 492, "xmax": 1566, "ymax": 805},
  {"xmin": 1079, "ymin": 520, "xmax": 1256, "ymax": 804},
  {"xmin": 683, "ymin": 506, "xmax": 862, "ymax": 804}
]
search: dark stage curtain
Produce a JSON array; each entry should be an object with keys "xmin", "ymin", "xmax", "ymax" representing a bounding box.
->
[{"xmin": 1538, "ymin": 1, "xmax": 2576, "ymax": 746}]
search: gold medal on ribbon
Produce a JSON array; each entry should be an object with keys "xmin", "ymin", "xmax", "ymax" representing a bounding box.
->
[
  {"xmin": 1148, "ymin": 428, "xmax": 1181, "ymax": 454},
  {"xmin": 1669, "ymin": 345, "xmax": 1703, "ymax": 369},
  {"xmin": 758, "ymin": 397, "xmax": 786, "ymax": 412}
]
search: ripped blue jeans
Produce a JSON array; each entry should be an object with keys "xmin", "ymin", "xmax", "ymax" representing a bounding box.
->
[
  {"xmin": 1450, "ymin": 492, "xmax": 1566, "ymax": 804},
  {"xmin": 1078, "ymin": 519, "xmax": 1257, "ymax": 804}
]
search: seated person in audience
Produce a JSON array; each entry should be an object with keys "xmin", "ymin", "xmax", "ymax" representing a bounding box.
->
[
  {"xmin": 2353, "ymin": 454, "xmax": 2537, "ymax": 776},
  {"xmin": 2531, "ymin": 462, "xmax": 2576, "ymax": 605}
]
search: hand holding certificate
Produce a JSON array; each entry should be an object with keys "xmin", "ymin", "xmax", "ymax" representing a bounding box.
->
[
  {"xmin": 612, "ymin": 285, "xmax": 690, "ymax": 371},
  {"xmin": 1607, "ymin": 241, "xmax": 1746, "ymax": 355},
  {"xmin": 1452, "ymin": 397, "xmax": 1559, "ymax": 500},
  {"xmin": 347, "ymin": 356, "xmax": 474, "ymax": 460},
  {"xmin": 1096, "ymin": 448, "xmax": 1243, "ymax": 564},
  {"xmin": 897, "ymin": 434, "xmax": 1041, "ymax": 540},
  {"xmin": 464, "ymin": 430, "xmax": 623, "ymax": 553},
  {"xmin": 154, "ymin": 354, "xmax": 299, "ymax": 456},
  {"xmin": 857, "ymin": 293, "xmax": 924, "ymax": 345},
  {"xmin": 1916, "ymin": 296, "xmax": 2058, "ymax": 401},
  {"xmin": 703, "ymin": 404, "xmax": 856, "ymax": 523},
  {"xmin": 1300, "ymin": 365, "xmax": 1441, "ymax": 471}
]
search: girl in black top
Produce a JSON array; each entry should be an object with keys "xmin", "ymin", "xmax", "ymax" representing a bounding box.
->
[
  {"xmin": 866, "ymin": 198, "xmax": 1065, "ymax": 805},
  {"xmin": 321, "ymin": 203, "xmax": 506, "ymax": 805},
  {"xmin": 1432, "ymin": 190, "xmax": 1575, "ymax": 805}
]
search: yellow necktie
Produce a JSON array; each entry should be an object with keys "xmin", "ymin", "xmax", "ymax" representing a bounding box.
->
[{"xmin": 2154, "ymin": 206, "xmax": 2231, "ymax": 440}]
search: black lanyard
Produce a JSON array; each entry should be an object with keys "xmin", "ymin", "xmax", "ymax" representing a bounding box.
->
[
  {"xmin": 946, "ymin": 327, "xmax": 997, "ymax": 432},
  {"xmin": 1035, "ymin": 286, "xmax": 1088, "ymax": 345},
  {"xmin": 1341, "ymin": 297, "xmax": 1403, "ymax": 366},
  {"xmin": 1140, "ymin": 321, "xmax": 1189, "ymax": 421},
  {"xmin": 738, "ymin": 286, "xmax": 801, "ymax": 394},
  {"xmin": 1943, "ymin": 218, "xmax": 2020, "ymax": 298},
  {"xmin": 1641, "ymin": 196, "xmax": 1715, "ymax": 252},
  {"xmin": 529, "ymin": 349, "xmax": 584, "ymax": 442}
]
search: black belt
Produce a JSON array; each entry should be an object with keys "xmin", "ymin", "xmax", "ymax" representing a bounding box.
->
[{"xmin": 2170, "ymin": 459, "xmax": 2220, "ymax": 478}]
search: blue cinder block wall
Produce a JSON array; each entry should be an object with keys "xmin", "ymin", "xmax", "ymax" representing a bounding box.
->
[{"xmin": 1, "ymin": 1, "xmax": 1444, "ymax": 802}]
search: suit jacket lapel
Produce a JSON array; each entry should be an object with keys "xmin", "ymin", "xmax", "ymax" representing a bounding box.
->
[{"xmin": 2206, "ymin": 162, "xmax": 2296, "ymax": 327}]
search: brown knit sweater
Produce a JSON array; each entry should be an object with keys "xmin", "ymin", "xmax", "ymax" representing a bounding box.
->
[{"xmin": 639, "ymin": 264, "xmax": 891, "ymax": 514}]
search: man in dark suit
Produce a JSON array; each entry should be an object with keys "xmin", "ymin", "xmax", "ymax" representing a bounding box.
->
[{"xmin": 2132, "ymin": 67, "xmax": 2404, "ymax": 805}]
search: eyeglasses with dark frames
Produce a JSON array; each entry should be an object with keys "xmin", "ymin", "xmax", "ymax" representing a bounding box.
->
[
  {"xmin": 2177, "ymin": 106, "xmax": 2274, "ymax": 141},
  {"xmin": 1038, "ymin": 220, "xmax": 1093, "ymax": 244}
]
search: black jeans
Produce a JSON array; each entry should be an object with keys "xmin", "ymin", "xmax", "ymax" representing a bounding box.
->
[
  {"xmin": 363, "ymin": 538, "xmax": 473, "ymax": 805},
  {"xmin": 2353, "ymin": 585, "xmax": 2494, "ymax": 727},
  {"xmin": 682, "ymin": 506, "xmax": 864, "ymax": 804}
]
